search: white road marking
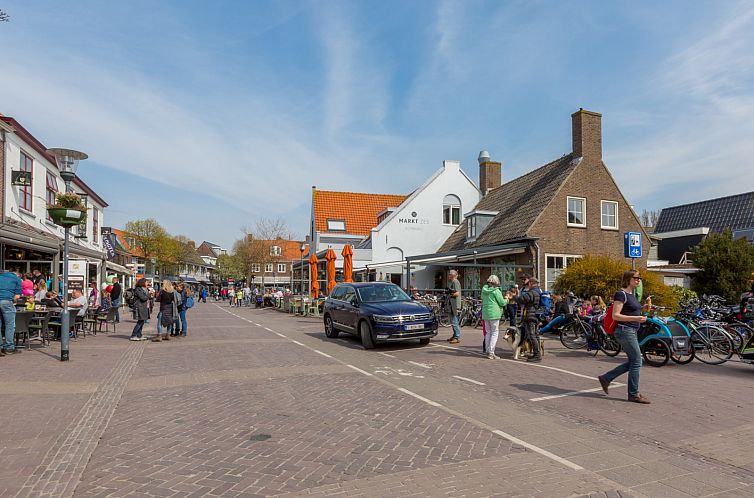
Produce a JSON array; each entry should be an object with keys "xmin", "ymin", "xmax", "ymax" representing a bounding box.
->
[
  {"xmin": 397, "ymin": 388, "xmax": 442, "ymax": 407},
  {"xmin": 346, "ymin": 364, "xmax": 373, "ymax": 376},
  {"xmin": 529, "ymin": 384, "xmax": 625, "ymax": 402},
  {"xmin": 274, "ymin": 332, "xmax": 287, "ymax": 338},
  {"xmin": 379, "ymin": 352, "xmax": 396, "ymax": 358},
  {"xmin": 313, "ymin": 350, "xmax": 333, "ymax": 358},
  {"xmin": 407, "ymin": 361, "xmax": 432, "ymax": 369},
  {"xmin": 291, "ymin": 340, "xmax": 305, "ymax": 346},
  {"xmin": 263, "ymin": 327, "xmax": 273, "ymax": 332},
  {"xmin": 431, "ymin": 343, "xmax": 596, "ymax": 381},
  {"xmin": 452, "ymin": 375, "xmax": 486, "ymax": 386},
  {"xmin": 492, "ymin": 430, "xmax": 583, "ymax": 471}
]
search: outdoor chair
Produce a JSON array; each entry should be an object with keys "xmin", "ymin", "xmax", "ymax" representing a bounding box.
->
[
  {"xmin": 13, "ymin": 311, "xmax": 35, "ymax": 350},
  {"xmin": 97, "ymin": 307, "xmax": 118, "ymax": 334},
  {"xmin": 305, "ymin": 299, "xmax": 320, "ymax": 317},
  {"xmin": 28, "ymin": 312, "xmax": 51, "ymax": 347},
  {"xmin": 83, "ymin": 307, "xmax": 99, "ymax": 336}
]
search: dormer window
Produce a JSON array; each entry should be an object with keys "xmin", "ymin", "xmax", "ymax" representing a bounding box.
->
[
  {"xmin": 270, "ymin": 245, "xmax": 282, "ymax": 256},
  {"xmin": 327, "ymin": 219, "xmax": 346, "ymax": 231},
  {"xmin": 465, "ymin": 210, "xmax": 498, "ymax": 242}
]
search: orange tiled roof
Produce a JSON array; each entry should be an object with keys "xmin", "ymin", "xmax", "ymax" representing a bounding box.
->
[
  {"xmin": 313, "ymin": 190, "xmax": 408, "ymax": 236},
  {"xmin": 112, "ymin": 228, "xmax": 144, "ymax": 258}
]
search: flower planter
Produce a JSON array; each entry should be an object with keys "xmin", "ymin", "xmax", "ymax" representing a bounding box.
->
[{"xmin": 47, "ymin": 207, "xmax": 87, "ymax": 227}]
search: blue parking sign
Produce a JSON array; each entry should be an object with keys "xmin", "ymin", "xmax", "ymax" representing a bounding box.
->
[{"xmin": 624, "ymin": 232, "xmax": 642, "ymax": 258}]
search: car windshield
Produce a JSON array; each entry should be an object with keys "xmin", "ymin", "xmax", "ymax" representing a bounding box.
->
[{"xmin": 357, "ymin": 284, "xmax": 411, "ymax": 303}]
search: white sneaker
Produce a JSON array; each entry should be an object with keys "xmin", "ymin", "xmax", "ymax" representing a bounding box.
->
[
  {"xmin": 139, "ymin": 336, "xmax": 149, "ymax": 341},
  {"xmin": 129, "ymin": 336, "xmax": 139, "ymax": 341},
  {"xmin": 487, "ymin": 353, "xmax": 497, "ymax": 359}
]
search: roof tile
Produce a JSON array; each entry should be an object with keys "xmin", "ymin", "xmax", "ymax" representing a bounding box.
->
[{"xmin": 313, "ymin": 190, "xmax": 408, "ymax": 236}]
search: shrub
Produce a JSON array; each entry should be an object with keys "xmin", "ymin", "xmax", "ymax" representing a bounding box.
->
[
  {"xmin": 50, "ymin": 192, "xmax": 85, "ymax": 210},
  {"xmin": 670, "ymin": 286, "xmax": 697, "ymax": 307},
  {"xmin": 692, "ymin": 229, "xmax": 754, "ymax": 302},
  {"xmin": 553, "ymin": 255, "xmax": 678, "ymax": 312}
]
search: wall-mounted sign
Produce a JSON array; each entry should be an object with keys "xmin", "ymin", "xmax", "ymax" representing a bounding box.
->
[
  {"xmin": 103, "ymin": 234, "xmax": 116, "ymax": 260},
  {"xmin": 101, "ymin": 226, "xmax": 112, "ymax": 235},
  {"xmin": 11, "ymin": 171, "xmax": 32, "ymax": 186}
]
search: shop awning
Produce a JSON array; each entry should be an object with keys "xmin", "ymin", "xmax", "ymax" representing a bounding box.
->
[
  {"xmin": 106, "ymin": 261, "xmax": 132, "ymax": 274},
  {"xmin": 183, "ymin": 277, "xmax": 198, "ymax": 283},
  {"xmin": 69, "ymin": 242, "xmax": 107, "ymax": 261},
  {"xmin": 406, "ymin": 242, "xmax": 530, "ymax": 265},
  {"xmin": 0, "ymin": 224, "xmax": 60, "ymax": 252}
]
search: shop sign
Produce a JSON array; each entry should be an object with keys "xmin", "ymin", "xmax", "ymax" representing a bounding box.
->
[
  {"xmin": 103, "ymin": 234, "xmax": 116, "ymax": 260},
  {"xmin": 68, "ymin": 259, "xmax": 87, "ymax": 277},
  {"xmin": 398, "ymin": 211, "xmax": 430, "ymax": 225},
  {"xmin": 11, "ymin": 171, "xmax": 32, "ymax": 186}
]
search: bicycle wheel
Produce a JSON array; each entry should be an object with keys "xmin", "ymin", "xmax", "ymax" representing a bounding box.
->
[
  {"xmin": 642, "ymin": 339, "xmax": 670, "ymax": 367},
  {"xmin": 560, "ymin": 321, "xmax": 587, "ymax": 349},
  {"xmin": 728, "ymin": 323, "xmax": 753, "ymax": 351},
  {"xmin": 597, "ymin": 331, "xmax": 621, "ymax": 357},
  {"xmin": 691, "ymin": 326, "xmax": 733, "ymax": 365},
  {"xmin": 438, "ymin": 311, "xmax": 450, "ymax": 328},
  {"xmin": 671, "ymin": 342, "xmax": 695, "ymax": 364}
]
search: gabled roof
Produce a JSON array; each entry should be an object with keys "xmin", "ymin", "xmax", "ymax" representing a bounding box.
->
[
  {"xmin": 313, "ymin": 189, "xmax": 408, "ymax": 236},
  {"xmin": 112, "ymin": 228, "xmax": 143, "ymax": 257},
  {"xmin": 655, "ymin": 191, "xmax": 754, "ymax": 234},
  {"xmin": 439, "ymin": 154, "xmax": 580, "ymax": 252}
]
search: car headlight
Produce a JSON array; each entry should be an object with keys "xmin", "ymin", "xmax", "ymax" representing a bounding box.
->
[{"xmin": 372, "ymin": 315, "xmax": 395, "ymax": 323}]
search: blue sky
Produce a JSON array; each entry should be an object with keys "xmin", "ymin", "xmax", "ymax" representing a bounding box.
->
[{"xmin": 2, "ymin": 1, "xmax": 754, "ymax": 249}]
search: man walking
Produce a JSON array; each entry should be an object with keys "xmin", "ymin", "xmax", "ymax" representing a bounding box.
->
[
  {"xmin": 0, "ymin": 269, "xmax": 22, "ymax": 355},
  {"xmin": 515, "ymin": 277, "xmax": 543, "ymax": 362},
  {"xmin": 110, "ymin": 276, "xmax": 122, "ymax": 323},
  {"xmin": 446, "ymin": 270, "xmax": 462, "ymax": 344}
]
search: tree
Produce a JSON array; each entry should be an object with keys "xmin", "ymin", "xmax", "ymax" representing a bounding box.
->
[
  {"xmin": 553, "ymin": 255, "xmax": 677, "ymax": 311},
  {"xmin": 216, "ymin": 253, "xmax": 244, "ymax": 280},
  {"xmin": 691, "ymin": 229, "xmax": 754, "ymax": 301},
  {"xmin": 124, "ymin": 219, "xmax": 169, "ymax": 277},
  {"xmin": 640, "ymin": 209, "xmax": 660, "ymax": 228},
  {"xmin": 230, "ymin": 218, "xmax": 295, "ymax": 286},
  {"xmin": 0, "ymin": 10, "xmax": 10, "ymax": 22}
]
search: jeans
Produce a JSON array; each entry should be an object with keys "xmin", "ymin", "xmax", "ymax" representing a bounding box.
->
[
  {"xmin": 521, "ymin": 318, "xmax": 541, "ymax": 356},
  {"xmin": 506, "ymin": 304, "xmax": 518, "ymax": 326},
  {"xmin": 113, "ymin": 298, "xmax": 121, "ymax": 322},
  {"xmin": 131, "ymin": 320, "xmax": 145, "ymax": 338},
  {"xmin": 451, "ymin": 311, "xmax": 461, "ymax": 339},
  {"xmin": 179, "ymin": 308, "xmax": 187, "ymax": 336},
  {"xmin": 484, "ymin": 319, "xmax": 500, "ymax": 354},
  {"xmin": 1, "ymin": 300, "xmax": 17, "ymax": 351},
  {"xmin": 156, "ymin": 310, "xmax": 163, "ymax": 334},
  {"xmin": 602, "ymin": 324, "xmax": 642, "ymax": 397},
  {"xmin": 540, "ymin": 314, "xmax": 567, "ymax": 334}
]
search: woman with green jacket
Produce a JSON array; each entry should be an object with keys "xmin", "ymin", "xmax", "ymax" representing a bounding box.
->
[{"xmin": 482, "ymin": 275, "xmax": 509, "ymax": 359}]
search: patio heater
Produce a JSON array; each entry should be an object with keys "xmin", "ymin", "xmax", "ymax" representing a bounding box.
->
[{"xmin": 47, "ymin": 148, "xmax": 88, "ymax": 362}]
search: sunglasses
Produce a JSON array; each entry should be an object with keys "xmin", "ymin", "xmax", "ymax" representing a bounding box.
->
[{"xmin": 631, "ymin": 276, "xmax": 642, "ymax": 280}]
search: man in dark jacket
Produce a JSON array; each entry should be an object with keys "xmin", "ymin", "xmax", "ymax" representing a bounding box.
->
[
  {"xmin": 515, "ymin": 277, "xmax": 543, "ymax": 362},
  {"xmin": 176, "ymin": 281, "xmax": 189, "ymax": 337},
  {"xmin": 110, "ymin": 277, "xmax": 122, "ymax": 323}
]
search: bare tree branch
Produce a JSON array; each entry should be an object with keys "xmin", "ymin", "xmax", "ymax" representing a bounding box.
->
[{"xmin": 0, "ymin": 10, "xmax": 10, "ymax": 22}]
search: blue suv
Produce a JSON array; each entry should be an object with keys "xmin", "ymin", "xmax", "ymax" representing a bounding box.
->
[{"xmin": 323, "ymin": 283, "xmax": 438, "ymax": 349}]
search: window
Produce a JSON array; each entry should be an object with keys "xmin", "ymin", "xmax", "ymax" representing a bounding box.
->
[
  {"xmin": 93, "ymin": 209, "xmax": 99, "ymax": 243},
  {"xmin": 251, "ymin": 264, "xmax": 261, "ymax": 273},
  {"xmin": 277, "ymin": 263, "xmax": 286, "ymax": 273},
  {"xmin": 270, "ymin": 245, "xmax": 282, "ymax": 256},
  {"xmin": 265, "ymin": 263, "xmax": 273, "ymax": 273},
  {"xmin": 443, "ymin": 194, "xmax": 461, "ymax": 225},
  {"xmin": 19, "ymin": 151, "xmax": 33, "ymax": 211},
  {"xmin": 601, "ymin": 200, "xmax": 618, "ymax": 230},
  {"xmin": 545, "ymin": 254, "xmax": 582, "ymax": 291},
  {"xmin": 467, "ymin": 216, "xmax": 477, "ymax": 239},
  {"xmin": 567, "ymin": 196, "xmax": 586, "ymax": 227},
  {"xmin": 330, "ymin": 286, "xmax": 346, "ymax": 300},
  {"xmin": 327, "ymin": 219, "xmax": 346, "ymax": 231},
  {"xmin": 45, "ymin": 171, "xmax": 58, "ymax": 221}
]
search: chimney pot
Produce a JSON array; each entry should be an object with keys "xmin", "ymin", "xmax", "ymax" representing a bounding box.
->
[
  {"xmin": 478, "ymin": 150, "xmax": 502, "ymax": 195},
  {"xmin": 571, "ymin": 109, "xmax": 602, "ymax": 162}
]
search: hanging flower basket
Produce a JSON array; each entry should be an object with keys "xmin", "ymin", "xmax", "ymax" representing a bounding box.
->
[
  {"xmin": 47, "ymin": 207, "xmax": 87, "ymax": 227},
  {"xmin": 47, "ymin": 192, "xmax": 87, "ymax": 227}
]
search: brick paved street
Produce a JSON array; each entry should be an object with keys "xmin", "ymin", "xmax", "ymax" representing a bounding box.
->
[{"xmin": 2, "ymin": 303, "xmax": 754, "ymax": 497}]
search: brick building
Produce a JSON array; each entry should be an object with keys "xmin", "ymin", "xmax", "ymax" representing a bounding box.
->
[{"xmin": 413, "ymin": 109, "xmax": 649, "ymax": 292}]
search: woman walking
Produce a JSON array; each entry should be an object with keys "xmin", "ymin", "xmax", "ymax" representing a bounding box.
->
[
  {"xmin": 598, "ymin": 270, "xmax": 651, "ymax": 404},
  {"xmin": 130, "ymin": 278, "xmax": 150, "ymax": 341},
  {"xmin": 153, "ymin": 280, "xmax": 176, "ymax": 342},
  {"xmin": 481, "ymin": 275, "xmax": 509, "ymax": 360}
]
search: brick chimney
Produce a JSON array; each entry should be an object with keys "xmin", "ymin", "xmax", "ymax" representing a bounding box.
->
[
  {"xmin": 571, "ymin": 108, "xmax": 602, "ymax": 162},
  {"xmin": 478, "ymin": 150, "xmax": 501, "ymax": 195}
]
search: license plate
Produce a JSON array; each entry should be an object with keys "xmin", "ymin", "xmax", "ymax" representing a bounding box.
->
[{"xmin": 405, "ymin": 324, "xmax": 424, "ymax": 331}]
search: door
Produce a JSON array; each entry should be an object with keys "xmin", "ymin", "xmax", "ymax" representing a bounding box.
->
[{"xmin": 340, "ymin": 286, "xmax": 358, "ymax": 331}]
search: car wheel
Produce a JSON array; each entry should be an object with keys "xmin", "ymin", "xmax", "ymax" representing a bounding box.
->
[
  {"xmin": 360, "ymin": 320, "xmax": 375, "ymax": 349},
  {"xmin": 419, "ymin": 337, "xmax": 431, "ymax": 345},
  {"xmin": 324, "ymin": 314, "xmax": 339, "ymax": 338}
]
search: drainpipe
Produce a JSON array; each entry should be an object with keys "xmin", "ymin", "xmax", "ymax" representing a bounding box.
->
[{"xmin": 533, "ymin": 242, "xmax": 542, "ymax": 284}]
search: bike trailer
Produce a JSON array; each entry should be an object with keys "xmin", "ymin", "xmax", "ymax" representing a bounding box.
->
[{"xmin": 645, "ymin": 317, "xmax": 693, "ymax": 356}]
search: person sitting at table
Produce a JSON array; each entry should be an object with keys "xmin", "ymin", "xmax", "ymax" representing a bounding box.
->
[
  {"xmin": 34, "ymin": 281, "xmax": 47, "ymax": 303},
  {"xmin": 24, "ymin": 295, "xmax": 36, "ymax": 311},
  {"xmin": 68, "ymin": 289, "xmax": 88, "ymax": 317},
  {"xmin": 99, "ymin": 287, "xmax": 112, "ymax": 316},
  {"xmin": 41, "ymin": 292, "xmax": 60, "ymax": 308}
]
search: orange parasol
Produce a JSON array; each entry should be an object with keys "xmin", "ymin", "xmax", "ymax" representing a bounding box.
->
[
  {"xmin": 308, "ymin": 253, "xmax": 319, "ymax": 299},
  {"xmin": 325, "ymin": 248, "xmax": 337, "ymax": 294},
  {"xmin": 341, "ymin": 244, "xmax": 353, "ymax": 283}
]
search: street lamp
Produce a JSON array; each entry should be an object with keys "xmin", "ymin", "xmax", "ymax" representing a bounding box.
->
[
  {"xmin": 299, "ymin": 243, "xmax": 306, "ymax": 299},
  {"xmin": 47, "ymin": 148, "xmax": 88, "ymax": 362}
]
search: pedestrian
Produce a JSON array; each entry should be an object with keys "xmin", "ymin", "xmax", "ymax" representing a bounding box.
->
[
  {"xmin": 153, "ymin": 280, "xmax": 176, "ymax": 342},
  {"xmin": 515, "ymin": 277, "xmax": 544, "ymax": 362},
  {"xmin": 22, "ymin": 273, "xmax": 34, "ymax": 297},
  {"xmin": 445, "ymin": 270, "xmax": 462, "ymax": 344},
  {"xmin": 481, "ymin": 275, "xmax": 509, "ymax": 359},
  {"xmin": 88, "ymin": 280, "xmax": 99, "ymax": 307},
  {"xmin": 176, "ymin": 282, "xmax": 190, "ymax": 337},
  {"xmin": 130, "ymin": 278, "xmax": 150, "ymax": 341},
  {"xmin": 598, "ymin": 270, "xmax": 652, "ymax": 404},
  {"xmin": 200, "ymin": 287, "xmax": 207, "ymax": 303},
  {"xmin": 110, "ymin": 276, "xmax": 122, "ymax": 323},
  {"xmin": 0, "ymin": 269, "xmax": 23, "ymax": 355}
]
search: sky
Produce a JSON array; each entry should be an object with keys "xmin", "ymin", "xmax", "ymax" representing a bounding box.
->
[{"xmin": 2, "ymin": 0, "xmax": 754, "ymax": 250}]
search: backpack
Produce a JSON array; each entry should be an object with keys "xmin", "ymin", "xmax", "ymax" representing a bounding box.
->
[
  {"xmin": 538, "ymin": 291, "xmax": 553, "ymax": 318},
  {"xmin": 185, "ymin": 295, "xmax": 195, "ymax": 309},
  {"xmin": 124, "ymin": 288, "xmax": 136, "ymax": 307},
  {"xmin": 604, "ymin": 290, "xmax": 626, "ymax": 335}
]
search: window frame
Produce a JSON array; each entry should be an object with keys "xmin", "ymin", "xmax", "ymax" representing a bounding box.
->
[
  {"xmin": 93, "ymin": 208, "xmax": 99, "ymax": 243},
  {"xmin": 566, "ymin": 196, "xmax": 587, "ymax": 228},
  {"xmin": 600, "ymin": 200, "xmax": 619, "ymax": 230},
  {"xmin": 251, "ymin": 263, "xmax": 261, "ymax": 273},
  {"xmin": 19, "ymin": 150, "xmax": 34, "ymax": 212},
  {"xmin": 277, "ymin": 263, "xmax": 286, "ymax": 273},
  {"xmin": 265, "ymin": 263, "xmax": 274, "ymax": 273},
  {"xmin": 326, "ymin": 219, "xmax": 346, "ymax": 232},
  {"xmin": 45, "ymin": 170, "xmax": 59, "ymax": 221},
  {"xmin": 545, "ymin": 253, "xmax": 583, "ymax": 291},
  {"xmin": 467, "ymin": 215, "xmax": 477, "ymax": 240},
  {"xmin": 270, "ymin": 245, "xmax": 282, "ymax": 256},
  {"xmin": 442, "ymin": 194, "xmax": 461, "ymax": 226}
]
